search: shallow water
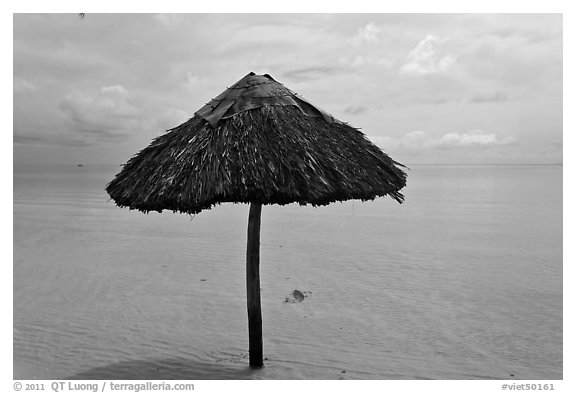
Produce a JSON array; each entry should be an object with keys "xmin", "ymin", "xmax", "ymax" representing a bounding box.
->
[{"xmin": 13, "ymin": 164, "xmax": 562, "ymax": 379}]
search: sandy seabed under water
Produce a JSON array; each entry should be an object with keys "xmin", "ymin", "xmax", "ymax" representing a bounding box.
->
[{"xmin": 13, "ymin": 164, "xmax": 562, "ymax": 379}]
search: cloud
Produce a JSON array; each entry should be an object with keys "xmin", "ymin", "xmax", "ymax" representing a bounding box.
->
[
  {"xmin": 58, "ymin": 85, "xmax": 191, "ymax": 145},
  {"xmin": 60, "ymin": 85, "xmax": 141, "ymax": 140},
  {"xmin": 14, "ymin": 77, "xmax": 37, "ymax": 93},
  {"xmin": 15, "ymin": 103, "xmax": 189, "ymax": 148},
  {"xmin": 468, "ymin": 92, "xmax": 508, "ymax": 103},
  {"xmin": 153, "ymin": 107, "xmax": 190, "ymax": 131},
  {"xmin": 153, "ymin": 13, "xmax": 181, "ymax": 27},
  {"xmin": 282, "ymin": 66, "xmax": 344, "ymax": 82},
  {"xmin": 491, "ymin": 26, "xmax": 560, "ymax": 45},
  {"xmin": 185, "ymin": 72, "xmax": 210, "ymax": 91},
  {"xmin": 351, "ymin": 22, "xmax": 383, "ymax": 44},
  {"xmin": 13, "ymin": 132, "xmax": 91, "ymax": 147},
  {"xmin": 12, "ymin": 14, "xmax": 561, "ymax": 165},
  {"xmin": 436, "ymin": 131, "xmax": 516, "ymax": 148},
  {"xmin": 14, "ymin": 133, "xmax": 59, "ymax": 146},
  {"xmin": 339, "ymin": 54, "xmax": 393, "ymax": 69},
  {"xmin": 399, "ymin": 35, "xmax": 457, "ymax": 77},
  {"xmin": 217, "ymin": 23, "xmax": 334, "ymax": 54},
  {"xmin": 369, "ymin": 130, "xmax": 516, "ymax": 151},
  {"xmin": 369, "ymin": 131, "xmax": 429, "ymax": 151},
  {"xmin": 343, "ymin": 105, "xmax": 369, "ymax": 115}
]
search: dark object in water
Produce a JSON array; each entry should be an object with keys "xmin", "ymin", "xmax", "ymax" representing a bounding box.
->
[
  {"xmin": 77, "ymin": 164, "xmax": 83, "ymax": 167},
  {"xmin": 284, "ymin": 289, "xmax": 312, "ymax": 303}
]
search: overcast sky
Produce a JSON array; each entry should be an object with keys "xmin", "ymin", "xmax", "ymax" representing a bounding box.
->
[{"xmin": 13, "ymin": 13, "xmax": 562, "ymax": 165}]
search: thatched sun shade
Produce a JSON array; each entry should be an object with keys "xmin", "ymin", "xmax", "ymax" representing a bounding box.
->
[
  {"xmin": 106, "ymin": 72, "xmax": 407, "ymax": 368},
  {"xmin": 106, "ymin": 73, "xmax": 406, "ymax": 215}
]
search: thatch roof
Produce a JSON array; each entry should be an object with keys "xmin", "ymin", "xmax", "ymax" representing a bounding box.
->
[{"xmin": 106, "ymin": 72, "xmax": 407, "ymax": 214}]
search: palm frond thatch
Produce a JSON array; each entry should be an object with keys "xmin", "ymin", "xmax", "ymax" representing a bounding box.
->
[{"xmin": 106, "ymin": 73, "xmax": 407, "ymax": 214}]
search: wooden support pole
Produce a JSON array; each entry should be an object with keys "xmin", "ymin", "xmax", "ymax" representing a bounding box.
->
[{"xmin": 246, "ymin": 202, "xmax": 264, "ymax": 368}]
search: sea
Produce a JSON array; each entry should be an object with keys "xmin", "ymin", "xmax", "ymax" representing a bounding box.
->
[{"xmin": 13, "ymin": 164, "xmax": 563, "ymax": 380}]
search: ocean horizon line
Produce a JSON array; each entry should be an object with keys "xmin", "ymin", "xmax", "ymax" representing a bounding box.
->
[{"xmin": 13, "ymin": 162, "xmax": 564, "ymax": 168}]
